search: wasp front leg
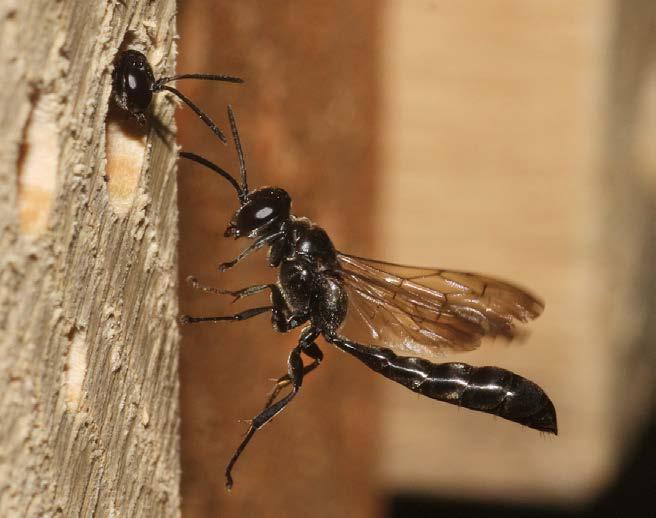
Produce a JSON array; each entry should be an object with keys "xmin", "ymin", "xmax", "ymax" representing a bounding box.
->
[{"xmin": 218, "ymin": 231, "xmax": 285, "ymax": 271}]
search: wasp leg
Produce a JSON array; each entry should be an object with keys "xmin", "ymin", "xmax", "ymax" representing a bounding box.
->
[
  {"xmin": 225, "ymin": 327, "xmax": 320, "ymax": 490},
  {"xmin": 219, "ymin": 231, "xmax": 285, "ymax": 271},
  {"xmin": 263, "ymin": 341, "xmax": 323, "ymax": 410},
  {"xmin": 265, "ymin": 285, "xmax": 309, "ymax": 333},
  {"xmin": 180, "ymin": 284, "xmax": 309, "ymax": 334},
  {"xmin": 180, "ymin": 306, "xmax": 272, "ymax": 325},
  {"xmin": 186, "ymin": 276, "xmax": 274, "ymax": 302}
]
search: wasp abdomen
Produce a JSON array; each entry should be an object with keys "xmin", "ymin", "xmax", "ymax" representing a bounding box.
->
[
  {"xmin": 424, "ymin": 362, "xmax": 557, "ymax": 434},
  {"xmin": 327, "ymin": 336, "xmax": 557, "ymax": 435}
]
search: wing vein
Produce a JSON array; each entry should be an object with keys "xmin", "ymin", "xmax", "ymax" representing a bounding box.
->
[{"xmin": 335, "ymin": 252, "xmax": 544, "ymax": 358}]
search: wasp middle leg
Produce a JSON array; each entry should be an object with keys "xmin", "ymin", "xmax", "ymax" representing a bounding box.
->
[{"xmin": 186, "ymin": 276, "xmax": 275, "ymax": 302}]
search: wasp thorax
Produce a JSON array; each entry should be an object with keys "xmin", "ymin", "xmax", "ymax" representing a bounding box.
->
[
  {"xmin": 112, "ymin": 50, "xmax": 155, "ymax": 121},
  {"xmin": 225, "ymin": 187, "xmax": 291, "ymax": 239}
]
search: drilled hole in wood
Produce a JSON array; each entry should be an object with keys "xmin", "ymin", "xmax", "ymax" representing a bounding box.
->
[
  {"xmin": 63, "ymin": 326, "xmax": 87, "ymax": 411},
  {"xmin": 105, "ymin": 103, "xmax": 147, "ymax": 216},
  {"xmin": 16, "ymin": 93, "xmax": 59, "ymax": 235}
]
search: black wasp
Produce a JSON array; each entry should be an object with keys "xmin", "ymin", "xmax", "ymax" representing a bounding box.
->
[
  {"xmin": 112, "ymin": 49, "xmax": 243, "ymax": 143},
  {"xmin": 180, "ymin": 106, "xmax": 557, "ymax": 490}
]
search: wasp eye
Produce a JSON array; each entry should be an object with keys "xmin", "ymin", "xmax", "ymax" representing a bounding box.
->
[{"xmin": 255, "ymin": 207, "xmax": 274, "ymax": 220}]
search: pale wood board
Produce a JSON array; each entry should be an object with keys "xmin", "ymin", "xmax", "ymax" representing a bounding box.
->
[
  {"xmin": 0, "ymin": 1, "xmax": 181, "ymax": 515},
  {"xmin": 378, "ymin": 0, "xmax": 617, "ymax": 504}
]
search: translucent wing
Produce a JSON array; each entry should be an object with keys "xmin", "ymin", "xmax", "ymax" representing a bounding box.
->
[{"xmin": 337, "ymin": 253, "xmax": 544, "ymax": 358}]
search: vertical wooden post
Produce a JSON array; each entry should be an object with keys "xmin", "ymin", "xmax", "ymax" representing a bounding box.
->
[
  {"xmin": 0, "ymin": 1, "xmax": 181, "ymax": 516},
  {"xmin": 177, "ymin": 2, "xmax": 381, "ymax": 516}
]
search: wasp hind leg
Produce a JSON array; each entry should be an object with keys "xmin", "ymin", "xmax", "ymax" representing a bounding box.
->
[
  {"xmin": 224, "ymin": 326, "xmax": 320, "ymax": 490},
  {"xmin": 263, "ymin": 340, "xmax": 323, "ymax": 410}
]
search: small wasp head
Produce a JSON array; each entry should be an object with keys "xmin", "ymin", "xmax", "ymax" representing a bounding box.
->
[{"xmin": 112, "ymin": 50, "xmax": 155, "ymax": 123}]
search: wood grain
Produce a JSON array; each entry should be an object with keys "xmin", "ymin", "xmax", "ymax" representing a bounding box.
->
[{"xmin": 0, "ymin": 1, "xmax": 180, "ymax": 515}]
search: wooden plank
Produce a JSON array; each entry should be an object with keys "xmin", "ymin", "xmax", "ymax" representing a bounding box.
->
[
  {"xmin": 177, "ymin": 2, "xmax": 381, "ymax": 516},
  {"xmin": 0, "ymin": 1, "xmax": 180, "ymax": 516},
  {"xmin": 379, "ymin": 0, "xmax": 615, "ymax": 503}
]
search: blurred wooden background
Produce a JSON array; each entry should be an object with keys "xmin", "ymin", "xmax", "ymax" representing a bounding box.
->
[
  {"xmin": 177, "ymin": 2, "xmax": 381, "ymax": 517},
  {"xmin": 378, "ymin": 1, "xmax": 656, "ymax": 506},
  {"xmin": 177, "ymin": 0, "xmax": 656, "ymax": 515},
  {"xmin": 379, "ymin": 0, "xmax": 609, "ymax": 502}
]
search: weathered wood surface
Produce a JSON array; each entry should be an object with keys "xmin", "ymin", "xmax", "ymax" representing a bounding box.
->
[
  {"xmin": 177, "ymin": 2, "xmax": 381, "ymax": 517},
  {"xmin": 0, "ymin": 1, "xmax": 180, "ymax": 516}
]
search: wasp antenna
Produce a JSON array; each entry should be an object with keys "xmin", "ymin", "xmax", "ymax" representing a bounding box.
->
[
  {"xmin": 227, "ymin": 105, "xmax": 249, "ymax": 196},
  {"xmin": 156, "ymin": 85, "xmax": 228, "ymax": 144},
  {"xmin": 179, "ymin": 151, "xmax": 246, "ymax": 203},
  {"xmin": 155, "ymin": 73, "xmax": 244, "ymax": 86}
]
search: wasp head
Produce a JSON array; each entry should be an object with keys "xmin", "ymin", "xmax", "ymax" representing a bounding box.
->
[
  {"xmin": 112, "ymin": 50, "xmax": 155, "ymax": 123},
  {"xmin": 225, "ymin": 187, "xmax": 291, "ymax": 239}
]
